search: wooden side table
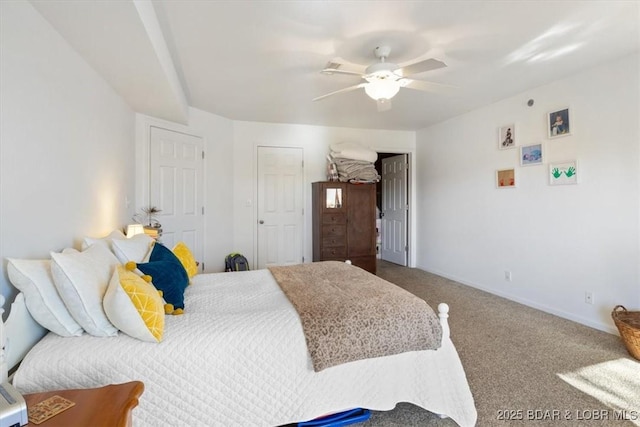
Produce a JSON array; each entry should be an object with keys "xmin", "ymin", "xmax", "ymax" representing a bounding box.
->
[{"xmin": 23, "ymin": 381, "xmax": 144, "ymax": 427}]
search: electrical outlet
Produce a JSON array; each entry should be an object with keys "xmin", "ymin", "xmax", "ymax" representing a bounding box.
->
[
  {"xmin": 585, "ymin": 291, "xmax": 594, "ymax": 305},
  {"xmin": 504, "ymin": 271, "xmax": 512, "ymax": 282}
]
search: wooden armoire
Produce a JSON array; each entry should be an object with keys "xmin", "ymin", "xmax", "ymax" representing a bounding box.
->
[{"xmin": 312, "ymin": 181, "xmax": 377, "ymax": 274}]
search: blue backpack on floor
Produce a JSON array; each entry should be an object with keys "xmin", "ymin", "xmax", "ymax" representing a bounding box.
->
[
  {"xmin": 298, "ymin": 408, "xmax": 371, "ymax": 426},
  {"xmin": 225, "ymin": 253, "xmax": 250, "ymax": 272}
]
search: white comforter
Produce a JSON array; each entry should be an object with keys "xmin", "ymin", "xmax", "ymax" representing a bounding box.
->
[{"xmin": 14, "ymin": 270, "xmax": 477, "ymax": 427}]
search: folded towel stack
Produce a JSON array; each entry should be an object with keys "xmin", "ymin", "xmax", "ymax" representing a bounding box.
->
[{"xmin": 329, "ymin": 142, "xmax": 380, "ymax": 183}]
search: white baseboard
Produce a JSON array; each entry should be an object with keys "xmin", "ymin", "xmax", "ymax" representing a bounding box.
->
[{"xmin": 417, "ymin": 265, "xmax": 619, "ymax": 336}]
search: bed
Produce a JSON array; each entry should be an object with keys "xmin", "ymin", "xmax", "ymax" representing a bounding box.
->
[{"xmin": 2, "ymin": 258, "xmax": 477, "ymax": 426}]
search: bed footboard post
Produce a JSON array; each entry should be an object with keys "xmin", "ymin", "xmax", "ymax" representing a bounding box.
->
[{"xmin": 437, "ymin": 303, "xmax": 450, "ymax": 339}]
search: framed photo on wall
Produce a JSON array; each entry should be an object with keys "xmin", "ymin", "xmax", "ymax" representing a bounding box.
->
[
  {"xmin": 498, "ymin": 124, "xmax": 516, "ymax": 149},
  {"xmin": 547, "ymin": 107, "xmax": 571, "ymax": 139},
  {"xmin": 549, "ymin": 160, "xmax": 579, "ymax": 185},
  {"xmin": 496, "ymin": 168, "xmax": 517, "ymax": 188},
  {"xmin": 520, "ymin": 143, "xmax": 544, "ymax": 166}
]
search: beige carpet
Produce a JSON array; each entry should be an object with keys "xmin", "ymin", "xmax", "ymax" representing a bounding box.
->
[{"xmin": 359, "ymin": 261, "xmax": 640, "ymax": 426}]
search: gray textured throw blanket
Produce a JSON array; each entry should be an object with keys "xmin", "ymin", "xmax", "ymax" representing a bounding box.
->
[
  {"xmin": 269, "ymin": 261, "xmax": 443, "ymax": 371},
  {"xmin": 332, "ymin": 157, "xmax": 380, "ymax": 183}
]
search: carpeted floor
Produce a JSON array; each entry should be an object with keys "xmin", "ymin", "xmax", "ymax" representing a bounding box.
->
[{"xmin": 358, "ymin": 261, "xmax": 640, "ymax": 426}]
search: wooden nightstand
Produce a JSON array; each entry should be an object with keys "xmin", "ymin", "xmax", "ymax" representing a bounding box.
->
[{"xmin": 23, "ymin": 381, "xmax": 144, "ymax": 427}]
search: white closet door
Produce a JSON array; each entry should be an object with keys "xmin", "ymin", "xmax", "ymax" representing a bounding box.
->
[
  {"xmin": 257, "ymin": 146, "xmax": 303, "ymax": 269},
  {"xmin": 149, "ymin": 126, "xmax": 204, "ymax": 265}
]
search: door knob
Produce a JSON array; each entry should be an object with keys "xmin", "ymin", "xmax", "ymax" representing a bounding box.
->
[{"xmin": 259, "ymin": 220, "xmax": 264, "ymax": 224}]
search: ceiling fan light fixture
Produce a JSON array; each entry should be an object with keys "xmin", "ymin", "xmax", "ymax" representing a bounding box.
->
[
  {"xmin": 364, "ymin": 79, "xmax": 400, "ymax": 101},
  {"xmin": 313, "ymin": 45, "xmax": 449, "ymax": 109}
]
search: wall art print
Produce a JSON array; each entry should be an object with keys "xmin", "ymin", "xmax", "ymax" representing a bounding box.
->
[
  {"xmin": 496, "ymin": 168, "xmax": 516, "ymax": 188},
  {"xmin": 547, "ymin": 107, "xmax": 571, "ymax": 139},
  {"xmin": 549, "ymin": 160, "xmax": 578, "ymax": 185},
  {"xmin": 498, "ymin": 124, "xmax": 516, "ymax": 149},
  {"xmin": 520, "ymin": 143, "xmax": 544, "ymax": 166}
]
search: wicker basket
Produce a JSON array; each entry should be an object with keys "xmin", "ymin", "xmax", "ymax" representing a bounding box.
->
[{"xmin": 612, "ymin": 305, "xmax": 640, "ymax": 361}]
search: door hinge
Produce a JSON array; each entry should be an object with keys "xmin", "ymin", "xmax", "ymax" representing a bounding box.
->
[
  {"xmin": 405, "ymin": 245, "xmax": 409, "ymax": 252},
  {"xmin": 201, "ymin": 262, "xmax": 205, "ymax": 272},
  {"xmin": 302, "ymin": 208, "xmax": 304, "ymax": 216},
  {"xmin": 302, "ymin": 256, "xmax": 305, "ymax": 263},
  {"xmin": 202, "ymin": 206, "xmax": 205, "ymax": 215},
  {"xmin": 202, "ymin": 151, "xmax": 205, "ymax": 159}
]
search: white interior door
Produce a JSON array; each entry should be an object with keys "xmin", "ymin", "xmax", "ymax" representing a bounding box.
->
[
  {"xmin": 257, "ymin": 146, "xmax": 303, "ymax": 269},
  {"xmin": 149, "ymin": 126, "xmax": 204, "ymax": 265},
  {"xmin": 381, "ymin": 154, "xmax": 408, "ymax": 266}
]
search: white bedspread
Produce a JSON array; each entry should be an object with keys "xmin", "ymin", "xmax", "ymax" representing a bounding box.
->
[{"xmin": 14, "ymin": 269, "xmax": 477, "ymax": 427}]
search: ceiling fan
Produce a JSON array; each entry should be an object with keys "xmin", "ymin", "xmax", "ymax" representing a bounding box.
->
[{"xmin": 313, "ymin": 46, "xmax": 452, "ymax": 112}]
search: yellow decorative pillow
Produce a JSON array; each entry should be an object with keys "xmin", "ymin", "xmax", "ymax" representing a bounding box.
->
[
  {"xmin": 173, "ymin": 242, "xmax": 198, "ymax": 279},
  {"xmin": 103, "ymin": 265, "xmax": 165, "ymax": 342}
]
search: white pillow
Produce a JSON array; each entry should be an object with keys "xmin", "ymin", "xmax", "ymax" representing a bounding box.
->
[
  {"xmin": 7, "ymin": 259, "xmax": 83, "ymax": 337},
  {"xmin": 111, "ymin": 233, "xmax": 153, "ymax": 264},
  {"xmin": 81, "ymin": 229, "xmax": 126, "ymax": 251},
  {"xmin": 50, "ymin": 244, "xmax": 120, "ymax": 337},
  {"xmin": 104, "ymin": 265, "xmax": 165, "ymax": 343}
]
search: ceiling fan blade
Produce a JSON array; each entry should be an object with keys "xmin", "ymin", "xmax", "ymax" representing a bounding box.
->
[
  {"xmin": 376, "ymin": 98, "xmax": 392, "ymax": 112},
  {"xmin": 313, "ymin": 83, "xmax": 367, "ymax": 101},
  {"xmin": 321, "ymin": 60, "xmax": 366, "ymax": 77},
  {"xmin": 401, "ymin": 79, "xmax": 457, "ymax": 94},
  {"xmin": 320, "ymin": 68, "xmax": 365, "ymax": 77},
  {"xmin": 396, "ymin": 58, "xmax": 447, "ymax": 77}
]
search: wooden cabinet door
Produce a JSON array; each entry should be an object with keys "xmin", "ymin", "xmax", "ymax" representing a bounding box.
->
[{"xmin": 346, "ymin": 184, "xmax": 376, "ymax": 258}]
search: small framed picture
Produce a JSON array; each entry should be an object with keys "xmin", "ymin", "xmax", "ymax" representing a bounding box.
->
[
  {"xmin": 547, "ymin": 107, "xmax": 571, "ymax": 139},
  {"xmin": 496, "ymin": 168, "xmax": 517, "ymax": 188},
  {"xmin": 498, "ymin": 124, "xmax": 516, "ymax": 149},
  {"xmin": 549, "ymin": 160, "xmax": 579, "ymax": 185},
  {"xmin": 520, "ymin": 143, "xmax": 544, "ymax": 166}
]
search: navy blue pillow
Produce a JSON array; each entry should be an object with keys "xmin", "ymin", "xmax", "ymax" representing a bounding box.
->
[{"xmin": 136, "ymin": 243, "xmax": 188, "ymax": 312}]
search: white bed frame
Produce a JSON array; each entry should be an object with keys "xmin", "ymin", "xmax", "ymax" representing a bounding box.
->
[
  {"xmin": 0, "ymin": 294, "xmax": 48, "ymax": 382},
  {"xmin": 1, "ymin": 293, "xmax": 451, "ymax": 384}
]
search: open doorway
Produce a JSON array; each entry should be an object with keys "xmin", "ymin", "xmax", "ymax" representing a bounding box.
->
[{"xmin": 375, "ymin": 152, "xmax": 409, "ymax": 266}]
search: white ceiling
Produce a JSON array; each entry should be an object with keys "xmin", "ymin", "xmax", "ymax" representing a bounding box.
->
[{"xmin": 31, "ymin": 1, "xmax": 639, "ymax": 131}]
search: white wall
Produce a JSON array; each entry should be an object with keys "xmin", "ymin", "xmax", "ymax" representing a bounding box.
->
[
  {"xmin": 189, "ymin": 108, "xmax": 235, "ymax": 271},
  {"xmin": 415, "ymin": 53, "xmax": 640, "ymax": 333},
  {"xmin": 5, "ymin": 0, "xmax": 635, "ymax": 337},
  {"xmin": 0, "ymin": 1, "xmax": 135, "ymax": 307},
  {"xmin": 231, "ymin": 121, "xmax": 416, "ymax": 268},
  {"xmin": 135, "ymin": 115, "xmax": 414, "ymax": 273}
]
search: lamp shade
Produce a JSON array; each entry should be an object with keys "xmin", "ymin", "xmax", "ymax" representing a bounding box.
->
[
  {"xmin": 364, "ymin": 80, "xmax": 400, "ymax": 101},
  {"xmin": 126, "ymin": 224, "xmax": 145, "ymax": 238}
]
